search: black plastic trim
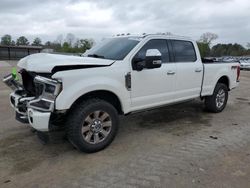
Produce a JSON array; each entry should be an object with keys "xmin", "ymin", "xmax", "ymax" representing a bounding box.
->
[{"xmin": 51, "ymin": 64, "xmax": 112, "ymax": 74}]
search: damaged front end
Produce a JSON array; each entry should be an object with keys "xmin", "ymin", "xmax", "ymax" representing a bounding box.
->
[{"xmin": 3, "ymin": 70, "xmax": 62, "ymax": 132}]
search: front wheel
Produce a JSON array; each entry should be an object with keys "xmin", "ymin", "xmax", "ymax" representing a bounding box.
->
[
  {"xmin": 66, "ymin": 99, "xmax": 119, "ymax": 153},
  {"xmin": 205, "ymin": 83, "xmax": 228, "ymax": 113}
]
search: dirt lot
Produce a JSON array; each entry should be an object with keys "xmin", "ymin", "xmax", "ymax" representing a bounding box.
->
[{"xmin": 0, "ymin": 61, "xmax": 250, "ymax": 188}]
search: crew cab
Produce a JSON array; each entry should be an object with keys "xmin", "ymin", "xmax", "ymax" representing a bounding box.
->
[{"xmin": 3, "ymin": 34, "xmax": 240, "ymax": 153}]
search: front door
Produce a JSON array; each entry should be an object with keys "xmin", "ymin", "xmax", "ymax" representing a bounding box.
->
[{"xmin": 130, "ymin": 39, "xmax": 176, "ymax": 111}]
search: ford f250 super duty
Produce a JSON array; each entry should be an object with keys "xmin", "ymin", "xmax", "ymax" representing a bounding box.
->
[{"xmin": 3, "ymin": 34, "xmax": 240, "ymax": 153}]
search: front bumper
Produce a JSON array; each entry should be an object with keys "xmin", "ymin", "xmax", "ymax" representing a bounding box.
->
[
  {"xmin": 3, "ymin": 72, "xmax": 63, "ymax": 132},
  {"xmin": 27, "ymin": 108, "xmax": 51, "ymax": 131},
  {"xmin": 10, "ymin": 90, "xmax": 51, "ymax": 131}
]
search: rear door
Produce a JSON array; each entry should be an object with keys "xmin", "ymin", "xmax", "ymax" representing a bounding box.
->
[{"xmin": 170, "ymin": 40, "xmax": 203, "ymax": 100}]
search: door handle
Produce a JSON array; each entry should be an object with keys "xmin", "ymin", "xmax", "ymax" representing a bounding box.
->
[
  {"xmin": 167, "ymin": 71, "xmax": 175, "ymax": 75},
  {"xmin": 195, "ymin": 68, "xmax": 202, "ymax": 73}
]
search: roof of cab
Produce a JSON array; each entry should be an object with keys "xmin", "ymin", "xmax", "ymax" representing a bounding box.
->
[{"xmin": 113, "ymin": 33, "xmax": 193, "ymax": 41}]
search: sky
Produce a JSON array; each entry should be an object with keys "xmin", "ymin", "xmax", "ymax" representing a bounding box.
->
[{"xmin": 0, "ymin": 0, "xmax": 249, "ymax": 46}]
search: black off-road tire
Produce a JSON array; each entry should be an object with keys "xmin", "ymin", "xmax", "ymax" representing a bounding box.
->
[
  {"xmin": 66, "ymin": 98, "xmax": 119, "ymax": 153},
  {"xmin": 205, "ymin": 83, "xmax": 228, "ymax": 113}
]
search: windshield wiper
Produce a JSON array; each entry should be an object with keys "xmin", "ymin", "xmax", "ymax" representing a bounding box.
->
[{"xmin": 87, "ymin": 54, "xmax": 105, "ymax": 59}]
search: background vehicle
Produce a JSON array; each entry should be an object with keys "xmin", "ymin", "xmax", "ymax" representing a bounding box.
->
[
  {"xmin": 239, "ymin": 59, "xmax": 250, "ymax": 70},
  {"xmin": 3, "ymin": 34, "xmax": 240, "ymax": 152}
]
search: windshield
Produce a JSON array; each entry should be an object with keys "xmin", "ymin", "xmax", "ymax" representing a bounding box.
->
[{"xmin": 85, "ymin": 37, "xmax": 140, "ymax": 60}]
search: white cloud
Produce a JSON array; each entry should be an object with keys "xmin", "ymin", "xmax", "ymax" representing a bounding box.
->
[{"xmin": 0, "ymin": 0, "xmax": 249, "ymax": 45}]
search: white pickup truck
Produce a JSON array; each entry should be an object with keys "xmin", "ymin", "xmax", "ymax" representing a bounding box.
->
[{"xmin": 3, "ymin": 34, "xmax": 240, "ymax": 153}]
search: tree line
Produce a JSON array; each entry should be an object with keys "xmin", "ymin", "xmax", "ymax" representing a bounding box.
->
[
  {"xmin": 0, "ymin": 33, "xmax": 94, "ymax": 53},
  {"xmin": 197, "ymin": 32, "xmax": 250, "ymax": 57},
  {"xmin": 1, "ymin": 32, "xmax": 250, "ymax": 57}
]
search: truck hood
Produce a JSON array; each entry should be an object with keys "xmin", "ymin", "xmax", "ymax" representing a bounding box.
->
[{"xmin": 18, "ymin": 53, "xmax": 115, "ymax": 73}]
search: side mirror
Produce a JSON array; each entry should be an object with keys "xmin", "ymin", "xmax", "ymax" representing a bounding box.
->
[
  {"xmin": 145, "ymin": 49, "xmax": 162, "ymax": 69},
  {"xmin": 133, "ymin": 49, "xmax": 162, "ymax": 71}
]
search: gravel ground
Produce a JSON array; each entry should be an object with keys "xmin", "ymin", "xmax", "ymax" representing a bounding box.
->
[{"xmin": 0, "ymin": 61, "xmax": 250, "ymax": 188}]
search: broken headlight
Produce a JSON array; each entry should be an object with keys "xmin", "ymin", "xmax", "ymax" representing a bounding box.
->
[{"xmin": 28, "ymin": 76, "xmax": 62, "ymax": 111}]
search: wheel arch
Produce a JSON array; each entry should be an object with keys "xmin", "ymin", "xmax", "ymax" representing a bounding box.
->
[
  {"xmin": 217, "ymin": 75, "xmax": 230, "ymax": 90},
  {"xmin": 70, "ymin": 90, "xmax": 124, "ymax": 115}
]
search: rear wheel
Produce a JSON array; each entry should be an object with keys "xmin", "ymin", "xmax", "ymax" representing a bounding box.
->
[
  {"xmin": 205, "ymin": 83, "xmax": 228, "ymax": 113},
  {"xmin": 66, "ymin": 99, "xmax": 119, "ymax": 153}
]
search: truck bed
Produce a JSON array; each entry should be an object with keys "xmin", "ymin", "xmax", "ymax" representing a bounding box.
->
[{"xmin": 201, "ymin": 60, "xmax": 239, "ymax": 97}]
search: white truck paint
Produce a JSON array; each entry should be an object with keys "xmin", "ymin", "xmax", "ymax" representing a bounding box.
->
[{"xmin": 3, "ymin": 34, "xmax": 240, "ymax": 152}]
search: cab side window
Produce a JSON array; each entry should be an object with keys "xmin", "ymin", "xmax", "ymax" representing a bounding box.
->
[
  {"xmin": 171, "ymin": 40, "xmax": 197, "ymax": 62},
  {"xmin": 133, "ymin": 39, "xmax": 170, "ymax": 63}
]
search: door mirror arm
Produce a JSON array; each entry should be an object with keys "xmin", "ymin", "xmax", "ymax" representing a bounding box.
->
[
  {"xmin": 136, "ymin": 61, "xmax": 145, "ymax": 71},
  {"xmin": 132, "ymin": 58, "xmax": 145, "ymax": 71}
]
